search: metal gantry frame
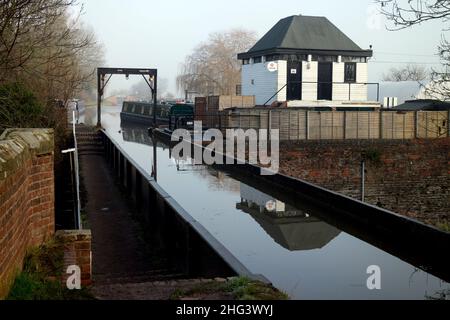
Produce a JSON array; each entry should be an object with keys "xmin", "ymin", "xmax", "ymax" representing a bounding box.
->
[{"xmin": 97, "ymin": 67, "xmax": 158, "ymax": 127}]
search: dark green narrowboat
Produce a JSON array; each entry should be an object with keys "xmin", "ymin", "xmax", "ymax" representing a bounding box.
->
[{"xmin": 121, "ymin": 101, "xmax": 194, "ymax": 128}]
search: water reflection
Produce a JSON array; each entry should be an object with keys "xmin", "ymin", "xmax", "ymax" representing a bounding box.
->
[
  {"xmin": 122, "ymin": 123, "xmax": 153, "ymax": 146},
  {"xmin": 237, "ymin": 183, "xmax": 341, "ymax": 251},
  {"xmin": 78, "ymin": 108, "xmax": 450, "ymax": 300}
]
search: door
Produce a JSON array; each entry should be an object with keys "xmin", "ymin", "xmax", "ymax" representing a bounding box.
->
[
  {"xmin": 287, "ymin": 61, "xmax": 302, "ymax": 101},
  {"xmin": 317, "ymin": 62, "xmax": 333, "ymax": 100}
]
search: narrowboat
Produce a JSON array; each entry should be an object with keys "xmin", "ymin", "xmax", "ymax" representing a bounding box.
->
[{"xmin": 120, "ymin": 101, "xmax": 194, "ymax": 129}]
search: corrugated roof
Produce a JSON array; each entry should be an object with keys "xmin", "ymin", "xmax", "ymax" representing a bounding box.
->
[{"xmin": 249, "ymin": 15, "xmax": 364, "ymax": 53}]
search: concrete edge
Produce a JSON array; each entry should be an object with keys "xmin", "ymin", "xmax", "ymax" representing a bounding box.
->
[{"xmin": 101, "ymin": 129, "xmax": 265, "ymax": 282}]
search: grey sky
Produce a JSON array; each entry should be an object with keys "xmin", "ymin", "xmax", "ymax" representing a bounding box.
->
[{"xmin": 80, "ymin": 0, "xmax": 444, "ymax": 96}]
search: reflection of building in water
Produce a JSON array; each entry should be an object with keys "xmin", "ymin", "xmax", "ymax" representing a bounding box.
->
[{"xmin": 238, "ymin": 183, "xmax": 341, "ymax": 251}]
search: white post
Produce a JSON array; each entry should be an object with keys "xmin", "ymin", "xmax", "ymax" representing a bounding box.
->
[{"xmin": 72, "ymin": 111, "xmax": 82, "ymax": 230}]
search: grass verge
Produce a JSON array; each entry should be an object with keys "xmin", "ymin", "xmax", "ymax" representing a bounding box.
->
[
  {"xmin": 6, "ymin": 239, "xmax": 94, "ymax": 300},
  {"xmin": 171, "ymin": 277, "xmax": 289, "ymax": 300}
]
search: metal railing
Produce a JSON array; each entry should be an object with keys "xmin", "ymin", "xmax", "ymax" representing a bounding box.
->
[
  {"xmin": 264, "ymin": 81, "xmax": 380, "ymax": 106},
  {"xmin": 62, "ymin": 111, "xmax": 82, "ymax": 230}
]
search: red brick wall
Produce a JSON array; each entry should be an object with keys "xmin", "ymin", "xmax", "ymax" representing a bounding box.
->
[
  {"xmin": 56, "ymin": 230, "xmax": 92, "ymax": 287},
  {"xmin": 0, "ymin": 129, "xmax": 55, "ymax": 299},
  {"xmin": 279, "ymin": 139, "xmax": 450, "ymax": 226}
]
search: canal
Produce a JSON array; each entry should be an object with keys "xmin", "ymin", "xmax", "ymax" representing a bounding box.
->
[{"xmin": 79, "ymin": 105, "xmax": 449, "ymax": 300}]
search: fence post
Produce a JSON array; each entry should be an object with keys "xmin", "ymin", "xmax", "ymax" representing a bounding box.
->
[
  {"xmin": 288, "ymin": 111, "xmax": 291, "ymax": 141},
  {"xmin": 331, "ymin": 112, "xmax": 334, "ymax": 140},
  {"xmin": 239, "ymin": 111, "xmax": 241, "ymax": 128},
  {"xmin": 448, "ymin": 110, "xmax": 450, "ymax": 138},
  {"xmin": 258, "ymin": 111, "xmax": 262, "ymax": 131},
  {"xmin": 344, "ymin": 111, "xmax": 347, "ymax": 139},
  {"xmin": 356, "ymin": 112, "xmax": 359, "ymax": 140},
  {"xmin": 379, "ymin": 110, "xmax": 383, "ymax": 139},
  {"xmin": 415, "ymin": 111, "xmax": 419, "ymax": 139},
  {"xmin": 319, "ymin": 112, "xmax": 322, "ymax": 140},
  {"xmin": 403, "ymin": 113, "xmax": 406, "ymax": 140},
  {"xmin": 268, "ymin": 110, "xmax": 272, "ymax": 142},
  {"xmin": 361, "ymin": 159, "xmax": 365, "ymax": 202},
  {"xmin": 278, "ymin": 111, "xmax": 281, "ymax": 140},
  {"xmin": 392, "ymin": 112, "xmax": 395, "ymax": 139},
  {"xmin": 306, "ymin": 111, "xmax": 310, "ymax": 140}
]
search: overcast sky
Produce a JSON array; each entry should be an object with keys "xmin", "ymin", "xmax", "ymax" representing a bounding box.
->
[{"xmin": 80, "ymin": 0, "xmax": 444, "ymax": 96}]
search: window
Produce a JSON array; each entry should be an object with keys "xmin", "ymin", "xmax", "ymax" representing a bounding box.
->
[
  {"xmin": 242, "ymin": 59, "xmax": 250, "ymax": 65},
  {"xmin": 344, "ymin": 63, "xmax": 357, "ymax": 83},
  {"xmin": 253, "ymin": 56, "xmax": 262, "ymax": 64}
]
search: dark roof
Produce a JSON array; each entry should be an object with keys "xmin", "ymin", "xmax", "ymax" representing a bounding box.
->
[
  {"xmin": 392, "ymin": 99, "xmax": 450, "ymax": 111},
  {"xmin": 238, "ymin": 15, "xmax": 372, "ymax": 59}
]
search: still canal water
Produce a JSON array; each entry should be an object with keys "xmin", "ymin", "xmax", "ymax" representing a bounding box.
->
[{"xmin": 79, "ymin": 105, "xmax": 449, "ymax": 300}]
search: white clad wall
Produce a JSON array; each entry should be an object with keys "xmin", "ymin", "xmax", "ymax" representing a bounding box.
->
[
  {"xmin": 333, "ymin": 62, "xmax": 369, "ymax": 101},
  {"xmin": 352, "ymin": 63, "xmax": 368, "ymax": 101},
  {"xmin": 332, "ymin": 62, "xmax": 348, "ymax": 101},
  {"xmin": 242, "ymin": 60, "xmax": 369, "ymax": 104},
  {"xmin": 302, "ymin": 61, "xmax": 318, "ymax": 100},
  {"xmin": 276, "ymin": 60, "xmax": 288, "ymax": 102},
  {"xmin": 242, "ymin": 62, "xmax": 281, "ymax": 105}
]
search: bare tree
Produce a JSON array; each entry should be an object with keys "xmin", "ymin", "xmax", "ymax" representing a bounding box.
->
[
  {"xmin": 0, "ymin": 0, "xmax": 104, "ymax": 158},
  {"xmin": 377, "ymin": 0, "xmax": 450, "ymax": 29},
  {"xmin": 177, "ymin": 29, "xmax": 257, "ymax": 96},
  {"xmin": 0, "ymin": 0, "xmax": 104, "ymax": 104},
  {"xmin": 382, "ymin": 64, "xmax": 428, "ymax": 81},
  {"xmin": 377, "ymin": 0, "xmax": 450, "ymax": 99}
]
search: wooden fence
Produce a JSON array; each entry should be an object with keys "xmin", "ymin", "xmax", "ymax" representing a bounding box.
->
[{"xmin": 219, "ymin": 108, "xmax": 449, "ymax": 141}]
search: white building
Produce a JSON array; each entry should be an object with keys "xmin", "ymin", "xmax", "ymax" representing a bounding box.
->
[{"xmin": 238, "ymin": 15, "xmax": 379, "ymax": 109}]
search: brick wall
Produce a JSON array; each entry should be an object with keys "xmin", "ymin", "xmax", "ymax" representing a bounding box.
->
[
  {"xmin": 0, "ymin": 129, "xmax": 55, "ymax": 299},
  {"xmin": 279, "ymin": 138, "xmax": 450, "ymax": 226},
  {"xmin": 56, "ymin": 230, "xmax": 92, "ymax": 287}
]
